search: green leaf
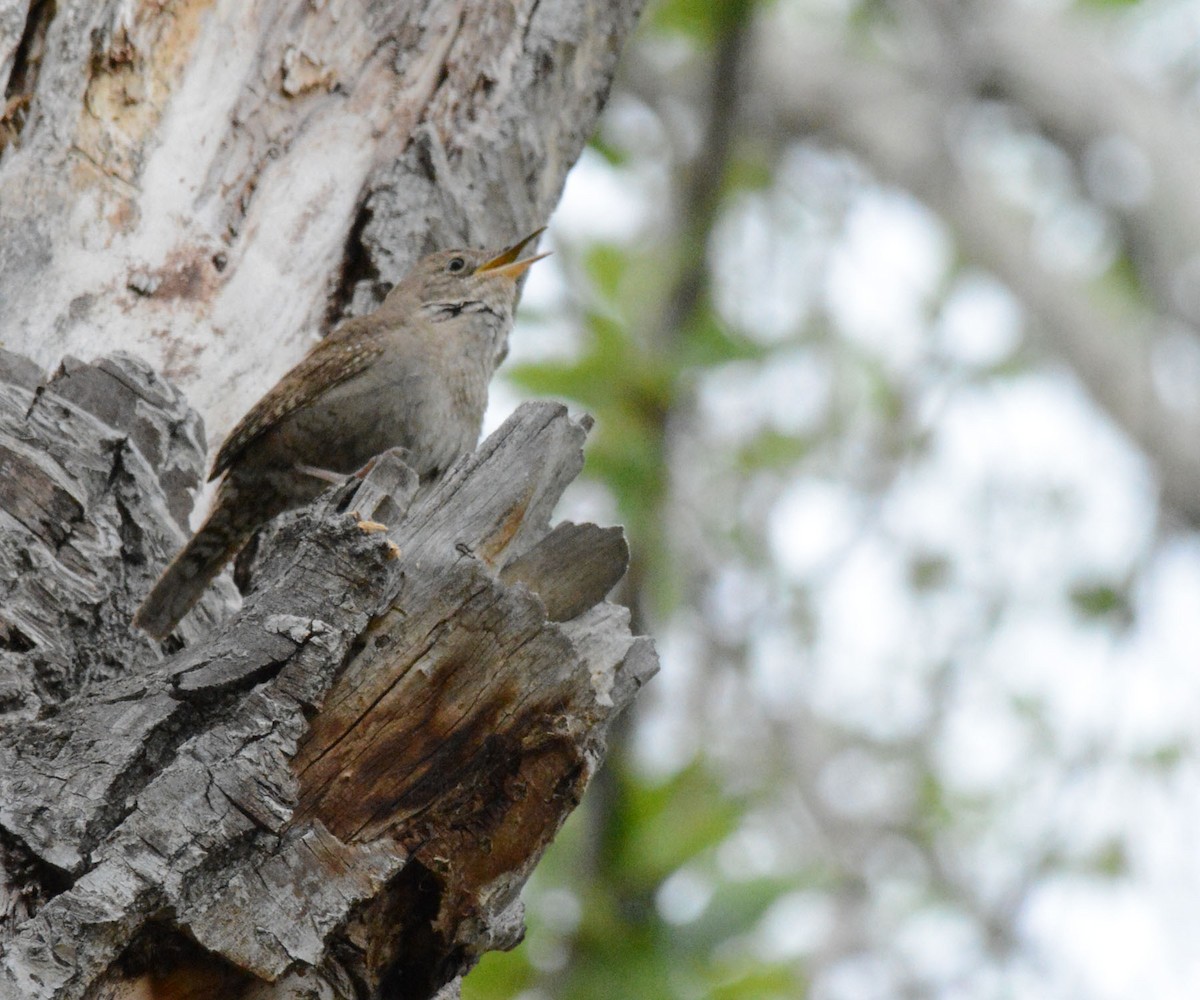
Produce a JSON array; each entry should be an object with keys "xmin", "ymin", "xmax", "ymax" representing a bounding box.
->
[
  {"xmin": 736, "ymin": 430, "xmax": 812, "ymax": 472},
  {"xmin": 722, "ymin": 144, "xmax": 775, "ymax": 196},
  {"xmin": 708, "ymin": 959, "xmax": 808, "ymax": 1000},
  {"xmin": 1068, "ymin": 581, "xmax": 1132, "ymax": 623},
  {"xmin": 585, "ymin": 243, "xmax": 631, "ymax": 304},
  {"xmin": 462, "ymin": 949, "xmax": 534, "ymax": 999},
  {"xmin": 909, "ymin": 553, "xmax": 951, "ymax": 591},
  {"xmin": 1087, "ymin": 839, "xmax": 1129, "ymax": 878},
  {"xmin": 589, "ymin": 133, "xmax": 630, "ymax": 168},
  {"xmin": 676, "ymin": 876, "xmax": 800, "ymax": 954},
  {"xmin": 912, "ymin": 769, "xmax": 955, "ymax": 839},
  {"xmin": 617, "ymin": 763, "xmax": 744, "ymax": 886},
  {"xmin": 679, "ymin": 313, "xmax": 767, "ymax": 368},
  {"xmin": 1137, "ymin": 742, "xmax": 1185, "ymax": 771},
  {"xmin": 650, "ymin": 0, "xmax": 752, "ymax": 44}
]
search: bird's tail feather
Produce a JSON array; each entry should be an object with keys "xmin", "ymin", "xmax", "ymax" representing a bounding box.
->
[{"xmin": 133, "ymin": 481, "xmax": 255, "ymax": 640}]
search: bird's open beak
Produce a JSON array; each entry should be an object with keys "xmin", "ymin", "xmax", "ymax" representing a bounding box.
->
[{"xmin": 477, "ymin": 227, "xmax": 550, "ymax": 279}]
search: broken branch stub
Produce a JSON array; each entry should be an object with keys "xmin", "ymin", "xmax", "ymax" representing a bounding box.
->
[{"xmin": 0, "ymin": 354, "xmax": 657, "ymax": 1000}]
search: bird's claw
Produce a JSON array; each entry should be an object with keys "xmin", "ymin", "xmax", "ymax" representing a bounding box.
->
[{"xmin": 352, "ymin": 516, "xmax": 398, "ymax": 557}]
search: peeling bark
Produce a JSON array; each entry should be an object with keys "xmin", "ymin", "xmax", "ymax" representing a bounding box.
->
[
  {"xmin": 0, "ymin": 1, "xmax": 653, "ymax": 994},
  {"xmin": 0, "ymin": 353, "xmax": 655, "ymax": 999}
]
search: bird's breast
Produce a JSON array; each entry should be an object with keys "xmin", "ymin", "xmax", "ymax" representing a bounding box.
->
[{"xmin": 276, "ymin": 352, "xmax": 488, "ymax": 479}]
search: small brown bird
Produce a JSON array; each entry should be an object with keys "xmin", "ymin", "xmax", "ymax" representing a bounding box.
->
[{"xmin": 134, "ymin": 229, "xmax": 548, "ymax": 640}]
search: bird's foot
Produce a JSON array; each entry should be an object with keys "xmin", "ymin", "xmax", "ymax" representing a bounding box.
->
[{"xmin": 349, "ymin": 513, "xmax": 400, "ymax": 557}]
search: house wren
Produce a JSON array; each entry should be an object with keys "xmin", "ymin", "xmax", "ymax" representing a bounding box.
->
[{"xmin": 133, "ymin": 229, "xmax": 548, "ymax": 640}]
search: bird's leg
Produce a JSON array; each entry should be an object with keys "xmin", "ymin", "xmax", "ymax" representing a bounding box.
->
[
  {"xmin": 295, "ymin": 463, "xmax": 346, "ymax": 485},
  {"xmin": 352, "ymin": 446, "xmax": 415, "ymax": 480},
  {"xmin": 294, "ymin": 461, "xmax": 392, "ymax": 541},
  {"xmin": 352, "ymin": 455, "xmax": 380, "ymax": 479}
]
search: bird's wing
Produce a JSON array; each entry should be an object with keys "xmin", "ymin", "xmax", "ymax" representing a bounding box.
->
[{"xmin": 210, "ymin": 320, "xmax": 385, "ymax": 481}]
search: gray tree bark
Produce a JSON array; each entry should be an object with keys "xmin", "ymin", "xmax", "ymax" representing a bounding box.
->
[
  {"xmin": 0, "ymin": 0, "xmax": 641, "ymax": 437},
  {"xmin": 0, "ymin": 2, "xmax": 654, "ymax": 997}
]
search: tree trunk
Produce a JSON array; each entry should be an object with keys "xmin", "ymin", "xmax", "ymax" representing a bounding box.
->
[
  {"xmin": 0, "ymin": 2, "xmax": 654, "ymax": 997},
  {"xmin": 0, "ymin": 0, "xmax": 642, "ymax": 436}
]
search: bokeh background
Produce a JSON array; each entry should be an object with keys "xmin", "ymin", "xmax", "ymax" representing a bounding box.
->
[{"xmin": 469, "ymin": 0, "xmax": 1200, "ymax": 997}]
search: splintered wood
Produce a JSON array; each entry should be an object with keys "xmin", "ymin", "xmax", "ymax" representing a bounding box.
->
[{"xmin": 0, "ymin": 354, "xmax": 656, "ymax": 1000}]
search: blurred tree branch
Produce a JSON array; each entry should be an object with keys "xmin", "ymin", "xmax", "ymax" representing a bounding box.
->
[
  {"xmin": 478, "ymin": 2, "xmax": 1198, "ymax": 997},
  {"xmin": 933, "ymin": 0, "xmax": 1200, "ymax": 324},
  {"xmin": 753, "ymin": 3, "xmax": 1200, "ymax": 523}
]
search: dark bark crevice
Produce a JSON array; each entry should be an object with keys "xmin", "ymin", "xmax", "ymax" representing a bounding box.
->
[
  {"xmin": 0, "ymin": 0, "xmax": 54, "ymax": 151},
  {"xmin": 326, "ymin": 195, "xmax": 387, "ymax": 331}
]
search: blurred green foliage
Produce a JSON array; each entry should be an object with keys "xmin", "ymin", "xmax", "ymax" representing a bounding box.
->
[
  {"xmin": 649, "ymin": 0, "xmax": 760, "ymax": 44},
  {"xmin": 1068, "ymin": 580, "xmax": 1133, "ymax": 624},
  {"xmin": 467, "ymin": 0, "xmax": 811, "ymax": 990},
  {"xmin": 469, "ymin": 0, "xmax": 1173, "ymax": 993},
  {"xmin": 467, "ymin": 766, "xmax": 805, "ymax": 999}
]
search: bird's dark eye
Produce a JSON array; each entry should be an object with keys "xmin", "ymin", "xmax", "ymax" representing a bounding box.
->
[{"xmin": 447, "ymin": 257, "xmax": 466, "ymax": 273}]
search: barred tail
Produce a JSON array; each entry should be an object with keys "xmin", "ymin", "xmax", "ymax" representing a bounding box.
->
[{"xmin": 133, "ymin": 483, "xmax": 255, "ymax": 640}]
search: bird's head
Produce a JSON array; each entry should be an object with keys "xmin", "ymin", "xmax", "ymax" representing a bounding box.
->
[{"xmin": 385, "ymin": 228, "xmax": 549, "ymax": 322}]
